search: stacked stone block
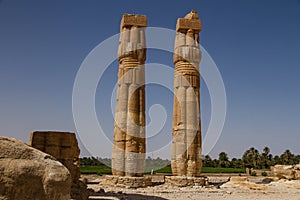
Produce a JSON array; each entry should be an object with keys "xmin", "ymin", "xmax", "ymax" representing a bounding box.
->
[{"xmin": 29, "ymin": 131, "xmax": 88, "ymax": 200}]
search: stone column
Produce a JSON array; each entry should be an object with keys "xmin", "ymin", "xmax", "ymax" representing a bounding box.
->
[
  {"xmin": 172, "ymin": 10, "xmax": 202, "ymax": 177},
  {"xmin": 112, "ymin": 14, "xmax": 147, "ymax": 177}
]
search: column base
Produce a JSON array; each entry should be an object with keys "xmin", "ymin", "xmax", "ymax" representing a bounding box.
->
[
  {"xmin": 165, "ymin": 176, "xmax": 208, "ymax": 187},
  {"xmin": 101, "ymin": 175, "xmax": 152, "ymax": 188}
]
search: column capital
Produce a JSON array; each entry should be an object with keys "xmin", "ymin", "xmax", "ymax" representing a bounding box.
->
[
  {"xmin": 121, "ymin": 14, "xmax": 147, "ymax": 29},
  {"xmin": 176, "ymin": 10, "xmax": 202, "ymax": 32}
]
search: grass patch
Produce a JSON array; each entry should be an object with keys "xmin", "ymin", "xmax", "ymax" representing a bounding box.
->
[
  {"xmin": 202, "ymin": 167, "xmax": 245, "ymax": 174},
  {"xmin": 153, "ymin": 166, "xmax": 245, "ymax": 174},
  {"xmin": 80, "ymin": 165, "xmax": 245, "ymax": 175},
  {"xmin": 80, "ymin": 165, "xmax": 112, "ymax": 175}
]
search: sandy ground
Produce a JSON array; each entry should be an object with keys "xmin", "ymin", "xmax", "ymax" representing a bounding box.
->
[{"xmin": 84, "ymin": 174, "xmax": 300, "ymax": 200}]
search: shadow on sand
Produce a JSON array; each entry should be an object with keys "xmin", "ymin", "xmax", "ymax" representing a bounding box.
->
[{"xmin": 89, "ymin": 191, "xmax": 168, "ymax": 200}]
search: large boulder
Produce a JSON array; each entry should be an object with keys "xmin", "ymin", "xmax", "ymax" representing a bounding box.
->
[{"xmin": 0, "ymin": 136, "xmax": 71, "ymax": 200}]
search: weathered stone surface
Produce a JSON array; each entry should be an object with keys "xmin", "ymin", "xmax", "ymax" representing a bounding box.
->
[
  {"xmin": 272, "ymin": 165, "xmax": 294, "ymax": 180},
  {"xmin": 121, "ymin": 14, "xmax": 147, "ymax": 29},
  {"xmin": 112, "ymin": 14, "xmax": 147, "ymax": 177},
  {"xmin": 229, "ymin": 176, "xmax": 248, "ymax": 183},
  {"xmin": 150, "ymin": 175, "xmax": 165, "ymax": 185},
  {"xmin": 30, "ymin": 131, "xmax": 88, "ymax": 200},
  {"xmin": 172, "ymin": 10, "xmax": 202, "ymax": 177},
  {"xmin": 176, "ymin": 18, "xmax": 202, "ymax": 32},
  {"xmin": 176, "ymin": 10, "xmax": 202, "ymax": 32},
  {"xmin": 0, "ymin": 136, "xmax": 71, "ymax": 200},
  {"xmin": 271, "ymin": 164, "xmax": 300, "ymax": 180},
  {"xmin": 101, "ymin": 175, "xmax": 152, "ymax": 188},
  {"xmin": 269, "ymin": 179, "xmax": 300, "ymax": 189},
  {"xmin": 165, "ymin": 176, "xmax": 208, "ymax": 187},
  {"xmin": 221, "ymin": 176, "xmax": 267, "ymax": 190},
  {"xmin": 118, "ymin": 14, "xmax": 147, "ymax": 62}
]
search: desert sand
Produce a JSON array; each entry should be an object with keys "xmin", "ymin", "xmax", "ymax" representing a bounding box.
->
[{"xmin": 85, "ymin": 174, "xmax": 300, "ymax": 200}]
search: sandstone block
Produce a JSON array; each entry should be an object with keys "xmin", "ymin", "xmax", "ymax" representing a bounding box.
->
[
  {"xmin": 176, "ymin": 18, "xmax": 201, "ymax": 32},
  {"xmin": 165, "ymin": 176, "xmax": 208, "ymax": 187},
  {"xmin": 121, "ymin": 14, "xmax": 147, "ymax": 29}
]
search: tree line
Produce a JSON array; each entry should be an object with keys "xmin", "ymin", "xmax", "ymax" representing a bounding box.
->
[
  {"xmin": 80, "ymin": 156, "xmax": 170, "ymax": 168},
  {"xmin": 80, "ymin": 147, "xmax": 300, "ymax": 170},
  {"xmin": 203, "ymin": 147, "xmax": 300, "ymax": 169}
]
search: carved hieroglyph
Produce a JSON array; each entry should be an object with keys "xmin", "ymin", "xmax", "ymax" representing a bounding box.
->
[
  {"xmin": 112, "ymin": 14, "xmax": 147, "ymax": 177},
  {"xmin": 171, "ymin": 10, "xmax": 202, "ymax": 177}
]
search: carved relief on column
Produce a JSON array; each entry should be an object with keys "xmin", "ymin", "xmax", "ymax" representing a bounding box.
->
[
  {"xmin": 172, "ymin": 10, "xmax": 202, "ymax": 177},
  {"xmin": 112, "ymin": 14, "xmax": 147, "ymax": 177}
]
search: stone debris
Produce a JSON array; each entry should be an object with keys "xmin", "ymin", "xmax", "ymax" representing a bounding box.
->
[
  {"xmin": 272, "ymin": 164, "xmax": 300, "ymax": 180},
  {"xmin": 85, "ymin": 174, "xmax": 300, "ymax": 200},
  {"xmin": 220, "ymin": 176, "xmax": 267, "ymax": 190},
  {"xmin": 269, "ymin": 179, "xmax": 300, "ymax": 189},
  {"xmin": 0, "ymin": 136, "xmax": 71, "ymax": 200}
]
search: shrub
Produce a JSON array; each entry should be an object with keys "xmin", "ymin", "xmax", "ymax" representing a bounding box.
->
[
  {"xmin": 250, "ymin": 171, "xmax": 257, "ymax": 176},
  {"xmin": 261, "ymin": 171, "xmax": 268, "ymax": 177}
]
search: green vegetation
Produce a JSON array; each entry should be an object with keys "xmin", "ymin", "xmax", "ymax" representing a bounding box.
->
[
  {"xmin": 80, "ymin": 147, "xmax": 300, "ymax": 176},
  {"xmin": 203, "ymin": 147, "xmax": 300, "ymax": 170},
  {"xmin": 250, "ymin": 171, "xmax": 257, "ymax": 176},
  {"xmin": 202, "ymin": 167, "xmax": 245, "ymax": 174},
  {"xmin": 261, "ymin": 171, "xmax": 268, "ymax": 177},
  {"xmin": 80, "ymin": 165, "xmax": 245, "ymax": 175},
  {"xmin": 80, "ymin": 165, "xmax": 112, "ymax": 175}
]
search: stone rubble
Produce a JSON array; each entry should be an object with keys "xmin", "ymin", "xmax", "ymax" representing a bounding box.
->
[{"xmin": 272, "ymin": 164, "xmax": 300, "ymax": 180}]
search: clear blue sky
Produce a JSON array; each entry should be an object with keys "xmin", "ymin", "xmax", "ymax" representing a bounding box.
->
[{"xmin": 0, "ymin": 0, "xmax": 299, "ymax": 159}]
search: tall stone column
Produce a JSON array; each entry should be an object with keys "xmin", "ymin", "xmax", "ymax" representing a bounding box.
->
[
  {"xmin": 112, "ymin": 14, "xmax": 147, "ymax": 177},
  {"xmin": 172, "ymin": 10, "xmax": 202, "ymax": 177}
]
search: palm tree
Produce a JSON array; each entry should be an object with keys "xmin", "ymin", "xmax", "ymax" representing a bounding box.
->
[
  {"xmin": 280, "ymin": 149, "xmax": 294, "ymax": 165},
  {"xmin": 218, "ymin": 152, "xmax": 230, "ymax": 168},
  {"xmin": 260, "ymin": 146, "xmax": 271, "ymax": 169},
  {"xmin": 263, "ymin": 147, "xmax": 270, "ymax": 155},
  {"xmin": 231, "ymin": 158, "xmax": 244, "ymax": 168},
  {"xmin": 242, "ymin": 147, "xmax": 260, "ymax": 169}
]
